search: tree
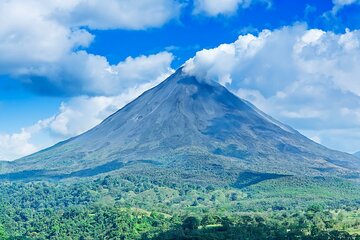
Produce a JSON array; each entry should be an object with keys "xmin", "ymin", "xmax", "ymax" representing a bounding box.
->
[
  {"xmin": 182, "ymin": 217, "xmax": 200, "ymax": 231},
  {"xmin": 220, "ymin": 217, "xmax": 233, "ymax": 231},
  {"xmin": 0, "ymin": 224, "xmax": 7, "ymax": 240}
]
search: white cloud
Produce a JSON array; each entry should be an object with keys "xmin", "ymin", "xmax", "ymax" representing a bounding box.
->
[
  {"xmin": 19, "ymin": 51, "xmax": 174, "ymax": 96},
  {"xmin": 66, "ymin": 0, "xmax": 183, "ymax": 30},
  {"xmin": 0, "ymin": 130, "xmax": 37, "ymax": 160},
  {"xmin": 0, "ymin": 0, "xmax": 180, "ymax": 96},
  {"xmin": 332, "ymin": 0, "xmax": 360, "ymax": 12},
  {"xmin": 193, "ymin": 0, "xmax": 270, "ymax": 16},
  {"xmin": 184, "ymin": 25, "xmax": 360, "ymax": 153},
  {"xmin": 0, "ymin": 0, "xmax": 93, "ymax": 70},
  {"xmin": 0, "ymin": 118, "xmax": 52, "ymax": 160}
]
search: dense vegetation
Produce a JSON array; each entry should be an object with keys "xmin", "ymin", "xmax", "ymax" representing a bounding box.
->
[
  {"xmin": 0, "ymin": 174, "xmax": 359, "ymax": 239},
  {"xmin": 1, "ymin": 205, "xmax": 360, "ymax": 239}
]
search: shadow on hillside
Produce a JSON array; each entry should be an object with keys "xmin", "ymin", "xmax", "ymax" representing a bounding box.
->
[
  {"xmin": 233, "ymin": 171, "xmax": 290, "ymax": 189},
  {"xmin": 0, "ymin": 160, "xmax": 163, "ymax": 181}
]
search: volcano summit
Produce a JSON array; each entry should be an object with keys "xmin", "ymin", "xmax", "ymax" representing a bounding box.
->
[{"xmin": 1, "ymin": 69, "xmax": 359, "ymax": 184}]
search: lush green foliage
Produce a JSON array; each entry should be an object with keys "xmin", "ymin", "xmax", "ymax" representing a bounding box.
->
[
  {"xmin": 0, "ymin": 224, "xmax": 7, "ymax": 239},
  {"xmin": 156, "ymin": 208, "xmax": 360, "ymax": 240},
  {"xmin": 0, "ymin": 175, "xmax": 359, "ymax": 239},
  {"xmin": 0, "ymin": 204, "xmax": 359, "ymax": 239}
]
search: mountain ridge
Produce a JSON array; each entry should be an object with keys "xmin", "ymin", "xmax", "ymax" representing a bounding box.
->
[{"xmin": 1, "ymin": 68, "xmax": 359, "ymax": 183}]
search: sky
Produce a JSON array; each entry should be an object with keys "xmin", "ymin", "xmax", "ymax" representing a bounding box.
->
[{"xmin": 1, "ymin": 0, "xmax": 360, "ymax": 160}]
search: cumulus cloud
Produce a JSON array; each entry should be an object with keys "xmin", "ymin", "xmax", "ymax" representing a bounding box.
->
[
  {"xmin": 0, "ymin": 0, "xmax": 180, "ymax": 96},
  {"xmin": 0, "ymin": 118, "xmax": 52, "ymax": 160},
  {"xmin": 193, "ymin": 0, "xmax": 271, "ymax": 16},
  {"xmin": 0, "ymin": 0, "xmax": 180, "ymax": 69},
  {"xmin": 184, "ymin": 25, "xmax": 360, "ymax": 153},
  {"xmin": 0, "ymin": 130, "xmax": 37, "ymax": 160},
  {"xmin": 0, "ymin": 0, "xmax": 93, "ymax": 70},
  {"xmin": 20, "ymin": 51, "xmax": 174, "ymax": 96}
]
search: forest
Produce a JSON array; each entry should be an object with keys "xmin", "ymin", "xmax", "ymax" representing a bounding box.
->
[
  {"xmin": 0, "ymin": 174, "xmax": 359, "ymax": 239},
  {"xmin": 1, "ymin": 205, "xmax": 360, "ymax": 239}
]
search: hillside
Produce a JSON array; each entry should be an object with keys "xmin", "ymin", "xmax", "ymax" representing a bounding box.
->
[{"xmin": 0, "ymin": 68, "xmax": 359, "ymax": 187}]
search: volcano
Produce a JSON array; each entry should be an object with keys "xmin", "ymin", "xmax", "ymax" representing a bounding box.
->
[{"xmin": 1, "ymin": 68, "xmax": 359, "ymax": 183}]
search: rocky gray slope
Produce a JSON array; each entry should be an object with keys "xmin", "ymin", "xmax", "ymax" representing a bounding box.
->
[{"xmin": 1, "ymin": 69, "xmax": 359, "ymax": 182}]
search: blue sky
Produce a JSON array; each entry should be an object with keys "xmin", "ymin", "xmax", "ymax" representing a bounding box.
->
[{"xmin": 1, "ymin": 0, "xmax": 360, "ymax": 160}]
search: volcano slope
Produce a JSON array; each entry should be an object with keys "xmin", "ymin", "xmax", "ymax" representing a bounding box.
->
[{"xmin": 0, "ymin": 68, "xmax": 359, "ymax": 193}]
